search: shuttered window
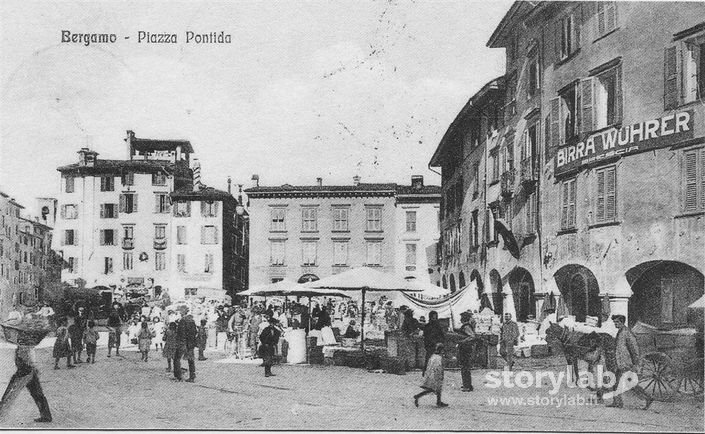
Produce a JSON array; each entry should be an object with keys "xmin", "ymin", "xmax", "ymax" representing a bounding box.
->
[
  {"xmin": 119, "ymin": 194, "xmax": 137, "ymax": 213},
  {"xmin": 595, "ymin": 166, "xmax": 617, "ymax": 222},
  {"xmin": 201, "ymin": 226, "xmax": 218, "ymax": 244},
  {"xmin": 561, "ymin": 178, "xmax": 577, "ymax": 230},
  {"xmin": 121, "ymin": 172, "xmax": 134, "ymax": 186},
  {"xmin": 65, "ymin": 176, "xmax": 75, "ymax": 193},
  {"xmin": 525, "ymin": 192, "xmax": 537, "ymax": 233},
  {"xmin": 201, "ymin": 201, "xmax": 218, "ymax": 217},
  {"xmin": 596, "ymin": 2, "xmax": 617, "ymax": 38},
  {"xmin": 665, "ymin": 34, "xmax": 704, "ymax": 109},
  {"xmin": 100, "ymin": 176, "xmax": 114, "ymax": 192},
  {"xmin": 682, "ymin": 147, "xmax": 705, "ymax": 213}
]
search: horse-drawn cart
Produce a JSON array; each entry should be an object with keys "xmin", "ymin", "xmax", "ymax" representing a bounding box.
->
[{"xmin": 633, "ymin": 322, "xmax": 704, "ymax": 400}]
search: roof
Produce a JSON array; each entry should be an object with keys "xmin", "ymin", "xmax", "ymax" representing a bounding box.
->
[
  {"xmin": 245, "ymin": 183, "xmax": 398, "ymax": 198},
  {"xmin": 170, "ymin": 186, "xmax": 235, "ymax": 202},
  {"xmin": 487, "ymin": 1, "xmax": 537, "ymax": 48},
  {"xmin": 57, "ymin": 159, "xmax": 175, "ymax": 175},
  {"xmin": 129, "ymin": 137, "xmax": 194, "ymax": 154},
  {"xmin": 395, "ymin": 185, "xmax": 441, "ymax": 196},
  {"xmin": 429, "ymin": 77, "xmax": 505, "ymax": 167}
]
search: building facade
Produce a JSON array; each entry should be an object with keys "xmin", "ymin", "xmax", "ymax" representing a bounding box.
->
[
  {"xmin": 245, "ymin": 176, "xmax": 440, "ymax": 287},
  {"xmin": 55, "ymin": 131, "xmax": 248, "ymax": 300},
  {"xmin": 432, "ymin": 1, "xmax": 705, "ymax": 328}
]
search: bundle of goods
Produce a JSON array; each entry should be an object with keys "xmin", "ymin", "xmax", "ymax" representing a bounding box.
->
[{"xmin": 2, "ymin": 315, "xmax": 51, "ymax": 346}]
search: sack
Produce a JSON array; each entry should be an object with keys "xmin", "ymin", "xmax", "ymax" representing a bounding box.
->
[{"xmin": 131, "ymin": 338, "xmax": 138, "ymax": 345}]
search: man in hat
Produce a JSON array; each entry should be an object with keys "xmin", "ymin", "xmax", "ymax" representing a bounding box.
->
[
  {"xmin": 259, "ymin": 317, "xmax": 281, "ymax": 377},
  {"xmin": 422, "ymin": 311, "xmax": 445, "ymax": 376},
  {"xmin": 607, "ymin": 314, "xmax": 653, "ymax": 410},
  {"xmin": 174, "ymin": 314, "xmax": 198, "ymax": 382},
  {"xmin": 457, "ymin": 311, "xmax": 477, "ymax": 392},
  {"xmin": 500, "ymin": 313, "xmax": 519, "ymax": 371}
]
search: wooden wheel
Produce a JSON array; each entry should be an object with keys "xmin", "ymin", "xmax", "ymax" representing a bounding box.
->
[
  {"xmin": 638, "ymin": 353, "xmax": 678, "ymax": 400},
  {"xmin": 677, "ymin": 358, "xmax": 704, "ymax": 395}
]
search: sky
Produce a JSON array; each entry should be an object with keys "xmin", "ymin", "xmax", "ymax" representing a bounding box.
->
[{"xmin": 0, "ymin": 0, "xmax": 510, "ymax": 212}]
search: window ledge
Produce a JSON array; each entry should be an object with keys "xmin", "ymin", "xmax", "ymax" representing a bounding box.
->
[
  {"xmin": 487, "ymin": 240, "xmax": 499, "ymax": 248},
  {"xmin": 269, "ymin": 230, "xmax": 288, "ymax": 233},
  {"xmin": 301, "ymin": 264, "xmax": 318, "ymax": 268},
  {"xmin": 555, "ymin": 49, "xmax": 581, "ymax": 68},
  {"xmin": 332, "ymin": 265, "xmax": 349, "ymax": 268},
  {"xmin": 489, "ymin": 180, "xmax": 500, "ymax": 187},
  {"xmin": 593, "ymin": 27, "xmax": 620, "ymax": 44},
  {"xmin": 674, "ymin": 211, "xmax": 705, "ymax": 219},
  {"xmin": 365, "ymin": 230, "xmax": 384, "ymax": 233},
  {"xmin": 364, "ymin": 264, "xmax": 382, "ymax": 268},
  {"xmin": 557, "ymin": 228, "xmax": 578, "ymax": 236},
  {"xmin": 269, "ymin": 264, "xmax": 287, "ymax": 268},
  {"xmin": 331, "ymin": 230, "xmax": 350, "ymax": 233},
  {"xmin": 588, "ymin": 220, "xmax": 621, "ymax": 229}
]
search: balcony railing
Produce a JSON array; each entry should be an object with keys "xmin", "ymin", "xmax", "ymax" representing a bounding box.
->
[
  {"xmin": 153, "ymin": 239, "xmax": 167, "ymax": 250},
  {"xmin": 520, "ymin": 158, "xmax": 538, "ymax": 185},
  {"xmin": 501, "ymin": 169, "xmax": 515, "ymax": 197},
  {"xmin": 122, "ymin": 238, "xmax": 134, "ymax": 250}
]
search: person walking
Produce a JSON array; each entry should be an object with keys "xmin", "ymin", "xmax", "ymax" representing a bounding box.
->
[
  {"xmin": 52, "ymin": 318, "xmax": 74, "ymax": 370},
  {"xmin": 138, "ymin": 321, "xmax": 154, "ymax": 362},
  {"xmin": 607, "ymin": 314, "xmax": 653, "ymax": 410},
  {"xmin": 0, "ymin": 345, "xmax": 52, "ymax": 422},
  {"xmin": 83, "ymin": 320, "xmax": 100, "ymax": 364},
  {"xmin": 152, "ymin": 316, "xmax": 165, "ymax": 351},
  {"xmin": 413, "ymin": 343, "xmax": 448, "ymax": 408},
  {"xmin": 500, "ymin": 313, "xmax": 519, "ymax": 371},
  {"xmin": 259, "ymin": 317, "xmax": 281, "ymax": 377},
  {"xmin": 197, "ymin": 318, "xmax": 208, "ymax": 361},
  {"xmin": 68, "ymin": 317, "xmax": 84, "ymax": 364},
  {"xmin": 107, "ymin": 304, "xmax": 123, "ymax": 357},
  {"xmin": 422, "ymin": 311, "xmax": 445, "ymax": 375},
  {"xmin": 174, "ymin": 314, "xmax": 197, "ymax": 382},
  {"xmin": 163, "ymin": 322, "xmax": 177, "ymax": 372},
  {"xmin": 457, "ymin": 312, "xmax": 477, "ymax": 392}
]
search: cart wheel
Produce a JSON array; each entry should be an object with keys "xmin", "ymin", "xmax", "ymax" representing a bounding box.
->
[
  {"xmin": 677, "ymin": 358, "xmax": 704, "ymax": 395},
  {"xmin": 638, "ymin": 353, "xmax": 677, "ymax": 400}
]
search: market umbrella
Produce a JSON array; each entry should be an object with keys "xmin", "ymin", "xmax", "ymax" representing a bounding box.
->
[
  {"xmin": 403, "ymin": 278, "xmax": 450, "ymax": 300},
  {"xmin": 304, "ymin": 267, "xmax": 422, "ymax": 351}
]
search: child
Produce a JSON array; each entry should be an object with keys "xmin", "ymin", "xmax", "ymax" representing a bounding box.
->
[
  {"xmin": 83, "ymin": 320, "xmax": 100, "ymax": 364},
  {"xmin": 138, "ymin": 321, "xmax": 154, "ymax": 362},
  {"xmin": 152, "ymin": 316, "xmax": 165, "ymax": 351},
  {"xmin": 197, "ymin": 318, "xmax": 208, "ymax": 361},
  {"xmin": 162, "ymin": 322, "xmax": 177, "ymax": 372},
  {"xmin": 68, "ymin": 317, "xmax": 84, "ymax": 364},
  {"xmin": 413, "ymin": 343, "xmax": 448, "ymax": 408},
  {"xmin": 53, "ymin": 318, "xmax": 74, "ymax": 369},
  {"xmin": 107, "ymin": 327, "xmax": 118, "ymax": 357}
]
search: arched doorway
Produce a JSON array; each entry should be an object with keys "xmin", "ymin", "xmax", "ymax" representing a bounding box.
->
[
  {"xmin": 459, "ymin": 271, "xmax": 466, "ymax": 289},
  {"xmin": 508, "ymin": 267, "xmax": 536, "ymax": 322},
  {"xmin": 489, "ymin": 269, "xmax": 503, "ymax": 315},
  {"xmin": 442, "ymin": 275, "xmax": 447, "ymax": 289},
  {"xmin": 470, "ymin": 269, "xmax": 483, "ymax": 301},
  {"xmin": 449, "ymin": 274, "xmax": 456, "ymax": 293},
  {"xmin": 554, "ymin": 265, "xmax": 600, "ymax": 322},
  {"xmin": 298, "ymin": 274, "xmax": 319, "ymax": 284},
  {"xmin": 627, "ymin": 261, "xmax": 704, "ymax": 329}
]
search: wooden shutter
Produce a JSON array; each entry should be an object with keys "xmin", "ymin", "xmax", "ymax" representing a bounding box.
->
[
  {"xmin": 701, "ymin": 148, "xmax": 705, "ymax": 210},
  {"xmin": 569, "ymin": 179, "xmax": 577, "ymax": 227},
  {"xmin": 605, "ymin": 167, "xmax": 617, "ymax": 220},
  {"xmin": 550, "ymin": 97, "xmax": 561, "ymax": 151},
  {"xmin": 100, "ymin": 230, "xmax": 105, "ymax": 245},
  {"xmin": 606, "ymin": 2, "xmax": 616, "ymax": 32},
  {"xmin": 554, "ymin": 18, "xmax": 562, "ymax": 62},
  {"xmin": 214, "ymin": 202, "xmax": 219, "ymax": 217},
  {"xmin": 614, "ymin": 65, "xmax": 623, "ymax": 124},
  {"xmin": 214, "ymin": 227, "xmax": 219, "ymax": 244},
  {"xmin": 664, "ymin": 45, "xmax": 680, "ymax": 110},
  {"xmin": 133, "ymin": 194, "xmax": 138, "ymax": 213},
  {"xmin": 201, "ymin": 201, "xmax": 206, "ymax": 216},
  {"xmin": 561, "ymin": 182, "xmax": 569, "ymax": 228},
  {"xmin": 684, "ymin": 150, "xmax": 698, "ymax": 212},
  {"xmin": 574, "ymin": 7, "xmax": 582, "ymax": 50},
  {"xmin": 596, "ymin": 169, "xmax": 605, "ymax": 221},
  {"xmin": 100, "ymin": 204, "xmax": 105, "ymax": 218},
  {"xmin": 201, "ymin": 226, "xmax": 206, "ymax": 244},
  {"xmin": 580, "ymin": 78, "xmax": 594, "ymax": 134},
  {"xmin": 60, "ymin": 205, "xmax": 66, "ymax": 219},
  {"xmin": 154, "ymin": 194, "xmax": 160, "ymax": 213},
  {"xmin": 597, "ymin": 2, "xmax": 606, "ymax": 36},
  {"xmin": 119, "ymin": 194, "xmax": 126, "ymax": 213}
]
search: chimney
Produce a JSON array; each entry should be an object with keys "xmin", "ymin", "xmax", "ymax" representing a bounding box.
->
[
  {"xmin": 227, "ymin": 176, "xmax": 232, "ymax": 194},
  {"xmin": 316, "ymin": 177, "xmax": 322, "ymax": 187},
  {"xmin": 126, "ymin": 130, "xmax": 135, "ymax": 160},
  {"xmin": 411, "ymin": 175, "xmax": 424, "ymax": 190},
  {"xmin": 251, "ymin": 174, "xmax": 260, "ymax": 188},
  {"xmin": 238, "ymin": 184, "xmax": 243, "ymax": 204},
  {"xmin": 192, "ymin": 158, "xmax": 201, "ymax": 191},
  {"xmin": 77, "ymin": 148, "xmax": 98, "ymax": 167},
  {"xmin": 353, "ymin": 175, "xmax": 361, "ymax": 186}
]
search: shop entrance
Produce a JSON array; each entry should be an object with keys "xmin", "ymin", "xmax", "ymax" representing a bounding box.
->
[
  {"xmin": 508, "ymin": 267, "xmax": 536, "ymax": 322},
  {"xmin": 554, "ymin": 264, "xmax": 600, "ymax": 322}
]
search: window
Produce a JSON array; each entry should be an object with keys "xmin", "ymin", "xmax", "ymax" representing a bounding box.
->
[
  {"xmin": 100, "ymin": 176, "xmax": 114, "ymax": 192},
  {"xmin": 561, "ymin": 178, "xmax": 577, "ymax": 230},
  {"xmin": 119, "ymin": 194, "xmax": 137, "ymax": 214},
  {"xmin": 270, "ymin": 240, "xmax": 285, "ymax": 266},
  {"xmin": 123, "ymin": 225, "xmax": 134, "ymax": 240},
  {"xmin": 405, "ymin": 211, "xmax": 417, "ymax": 232},
  {"xmin": 270, "ymin": 208, "xmax": 286, "ymax": 231},
  {"xmin": 100, "ymin": 229, "xmax": 115, "ymax": 246},
  {"xmin": 64, "ymin": 176, "xmax": 75, "ymax": 193},
  {"xmin": 177, "ymin": 226, "xmax": 187, "ymax": 244},
  {"xmin": 504, "ymin": 73, "xmax": 517, "ymax": 120},
  {"xmin": 527, "ymin": 48, "xmax": 540, "ymax": 98},
  {"xmin": 666, "ymin": 34, "xmax": 705, "ymax": 108},
  {"xmin": 61, "ymin": 204, "xmax": 78, "ymax": 220},
  {"xmin": 559, "ymin": 82, "xmax": 579, "ymax": 141},
  {"xmin": 173, "ymin": 201, "xmax": 190, "ymax": 217},
  {"xmin": 525, "ymin": 192, "xmax": 537, "ymax": 234},
  {"xmin": 302, "ymin": 208, "xmax": 318, "ymax": 231},
  {"xmin": 201, "ymin": 201, "xmax": 218, "ymax": 217},
  {"xmin": 155, "ymin": 252, "xmax": 166, "ymax": 271},
  {"xmin": 365, "ymin": 241, "xmax": 381, "ymax": 266},
  {"xmin": 595, "ymin": 166, "xmax": 617, "ymax": 223},
  {"xmin": 154, "ymin": 224, "xmax": 166, "ymax": 240},
  {"xmin": 154, "ymin": 193, "xmax": 171, "ymax": 213},
  {"xmin": 152, "ymin": 173, "xmax": 167, "ymax": 186},
  {"xmin": 104, "ymin": 257, "xmax": 113, "ymax": 274},
  {"xmin": 100, "ymin": 203, "xmax": 118, "ymax": 219},
  {"xmin": 201, "ymin": 225, "xmax": 218, "ymax": 244},
  {"xmin": 332, "ymin": 208, "xmax": 349, "ymax": 231},
  {"xmin": 490, "ymin": 149, "xmax": 500, "ymax": 183},
  {"xmin": 63, "ymin": 230, "xmax": 76, "ymax": 246},
  {"xmin": 682, "ymin": 147, "xmax": 705, "ymax": 213},
  {"xmin": 364, "ymin": 207, "xmax": 381, "ymax": 231},
  {"xmin": 595, "ymin": 2, "xmax": 617, "ymax": 38},
  {"xmin": 333, "ymin": 241, "xmax": 348, "ymax": 266},
  {"xmin": 560, "ymin": 13, "xmax": 580, "ymax": 60},
  {"xmin": 177, "ymin": 254, "xmax": 186, "ymax": 272},
  {"xmin": 121, "ymin": 172, "xmax": 134, "ymax": 186},
  {"xmin": 302, "ymin": 241, "xmax": 317, "ymax": 266},
  {"xmin": 405, "ymin": 244, "xmax": 417, "ymax": 268},
  {"xmin": 472, "ymin": 163, "xmax": 480, "ymax": 197},
  {"xmin": 123, "ymin": 252, "xmax": 133, "ymax": 270},
  {"xmin": 203, "ymin": 253, "xmax": 213, "ymax": 273},
  {"xmin": 592, "ymin": 64, "xmax": 622, "ymax": 130}
]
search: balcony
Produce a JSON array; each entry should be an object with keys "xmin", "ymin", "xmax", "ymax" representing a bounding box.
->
[
  {"xmin": 520, "ymin": 158, "xmax": 538, "ymax": 187},
  {"xmin": 501, "ymin": 169, "xmax": 515, "ymax": 198},
  {"xmin": 122, "ymin": 238, "xmax": 134, "ymax": 250},
  {"xmin": 153, "ymin": 239, "xmax": 167, "ymax": 250}
]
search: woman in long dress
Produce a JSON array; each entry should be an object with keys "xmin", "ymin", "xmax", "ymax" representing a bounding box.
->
[
  {"xmin": 151, "ymin": 317, "xmax": 165, "ymax": 351},
  {"xmin": 413, "ymin": 343, "xmax": 448, "ymax": 408},
  {"xmin": 137, "ymin": 321, "xmax": 154, "ymax": 362},
  {"xmin": 162, "ymin": 322, "xmax": 177, "ymax": 372},
  {"xmin": 52, "ymin": 318, "xmax": 74, "ymax": 369}
]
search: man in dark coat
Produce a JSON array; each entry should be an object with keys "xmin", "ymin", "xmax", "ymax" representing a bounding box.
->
[
  {"xmin": 500, "ymin": 313, "xmax": 519, "ymax": 371},
  {"xmin": 607, "ymin": 314, "xmax": 653, "ymax": 409},
  {"xmin": 314, "ymin": 307, "xmax": 331, "ymax": 330},
  {"xmin": 174, "ymin": 314, "xmax": 198, "ymax": 382},
  {"xmin": 259, "ymin": 317, "xmax": 282, "ymax": 377},
  {"xmin": 107, "ymin": 304, "xmax": 123, "ymax": 356},
  {"xmin": 457, "ymin": 312, "xmax": 477, "ymax": 392},
  {"xmin": 422, "ymin": 311, "xmax": 445, "ymax": 376},
  {"xmin": 0, "ymin": 345, "xmax": 52, "ymax": 422},
  {"xmin": 401, "ymin": 308, "xmax": 419, "ymax": 335}
]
